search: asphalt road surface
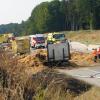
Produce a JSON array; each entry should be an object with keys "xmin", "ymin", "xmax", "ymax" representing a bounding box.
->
[{"xmin": 58, "ymin": 65, "xmax": 100, "ymax": 87}]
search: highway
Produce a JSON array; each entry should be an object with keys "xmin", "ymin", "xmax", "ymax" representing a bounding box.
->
[{"xmin": 58, "ymin": 65, "xmax": 100, "ymax": 87}]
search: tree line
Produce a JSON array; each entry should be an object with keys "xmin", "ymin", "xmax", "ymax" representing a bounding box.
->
[{"xmin": 0, "ymin": 0, "xmax": 100, "ymax": 35}]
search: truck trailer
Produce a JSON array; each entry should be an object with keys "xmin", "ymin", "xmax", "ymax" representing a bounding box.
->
[{"xmin": 11, "ymin": 36, "xmax": 30, "ymax": 54}]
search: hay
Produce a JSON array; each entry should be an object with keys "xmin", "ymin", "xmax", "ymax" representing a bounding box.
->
[{"xmin": 71, "ymin": 52, "xmax": 94, "ymax": 65}]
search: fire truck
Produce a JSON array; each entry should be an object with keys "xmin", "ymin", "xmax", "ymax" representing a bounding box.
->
[{"xmin": 30, "ymin": 34, "xmax": 45, "ymax": 48}]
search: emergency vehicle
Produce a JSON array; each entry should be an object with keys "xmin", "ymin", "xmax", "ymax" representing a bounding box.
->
[{"xmin": 30, "ymin": 34, "xmax": 45, "ymax": 48}]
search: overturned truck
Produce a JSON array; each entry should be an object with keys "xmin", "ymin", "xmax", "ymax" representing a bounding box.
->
[{"xmin": 47, "ymin": 40, "xmax": 71, "ymax": 63}]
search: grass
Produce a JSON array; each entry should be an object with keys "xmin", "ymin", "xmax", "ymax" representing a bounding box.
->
[
  {"xmin": 74, "ymin": 87, "xmax": 100, "ymax": 100},
  {"xmin": 24, "ymin": 69, "xmax": 92, "ymax": 100},
  {"xmin": 64, "ymin": 30, "xmax": 100, "ymax": 44}
]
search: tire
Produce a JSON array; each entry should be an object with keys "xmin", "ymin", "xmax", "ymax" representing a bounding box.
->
[{"xmin": 31, "ymin": 46, "xmax": 35, "ymax": 48}]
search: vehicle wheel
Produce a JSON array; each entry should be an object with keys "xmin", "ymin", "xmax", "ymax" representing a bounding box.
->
[
  {"xmin": 31, "ymin": 46, "xmax": 35, "ymax": 48},
  {"xmin": 35, "ymin": 45, "xmax": 38, "ymax": 49}
]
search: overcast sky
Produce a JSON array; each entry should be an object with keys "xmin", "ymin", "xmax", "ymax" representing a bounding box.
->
[{"xmin": 0, "ymin": 0, "xmax": 52, "ymax": 25}]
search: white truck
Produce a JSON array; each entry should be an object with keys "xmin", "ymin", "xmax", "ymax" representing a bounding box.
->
[{"xmin": 30, "ymin": 34, "xmax": 45, "ymax": 48}]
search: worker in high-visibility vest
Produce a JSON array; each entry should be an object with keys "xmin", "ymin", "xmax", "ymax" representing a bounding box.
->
[
  {"xmin": 92, "ymin": 48, "xmax": 98, "ymax": 62},
  {"xmin": 47, "ymin": 33, "xmax": 55, "ymax": 44},
  {"xmin": 97, "ymin": 47, "xmax": 100, "ymax": 59}
]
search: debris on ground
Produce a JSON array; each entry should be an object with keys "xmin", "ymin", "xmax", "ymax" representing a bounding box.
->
[
  {"xmin": 16, "ymin": 53, "xmax": 46, "ymax": 76},
  {"xmin": 71, "ymin": 52, "xmax": 94, "ymax": 65},
  {"xmin": 36, "ymin": 49, "xmax": 95, "ymax": 66}
]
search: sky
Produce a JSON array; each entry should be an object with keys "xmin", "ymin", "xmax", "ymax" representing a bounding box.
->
[{"xmin": 0, "ymin": 0, "xmax": 52, "ymax": 25}]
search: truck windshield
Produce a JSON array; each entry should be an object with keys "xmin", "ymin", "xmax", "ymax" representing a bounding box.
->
[
  {"xmin": 53, "ymin": 34, "xmax": 65, "ymax": 40},
  {"xmin": 36, "ymin": 37, "xmax": 45, "ymax": 41}
]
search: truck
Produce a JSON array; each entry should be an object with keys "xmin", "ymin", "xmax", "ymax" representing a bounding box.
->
[
  {"xmin": 47, "ymin": 32, "xmax": 66, "ymax": 44},
  {"xmin": 46, "ymin": 32, "xmax": 71, "ymax": 63},
  {"xmin": 11, "ymin": 36, "xmax": 30, "ymax": 54},
  {"xmin": 0, "ymin": 34, "xmax": 8, "ymax": 43},
  {"xmin": 30, "ymin": 34, "xmax": 45, "ymax": 48},
  {"xmin": 47, "ymin": 39, "xmax": 71, "ymax": 63},
  {"xmin": 0, "ymin": 33, "xmax": 14, "ymax": 43}
]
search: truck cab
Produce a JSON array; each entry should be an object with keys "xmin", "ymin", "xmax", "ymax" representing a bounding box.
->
[{"xmin": 47, "ymin": 32, "xmax": 66, "ymax": 44}]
